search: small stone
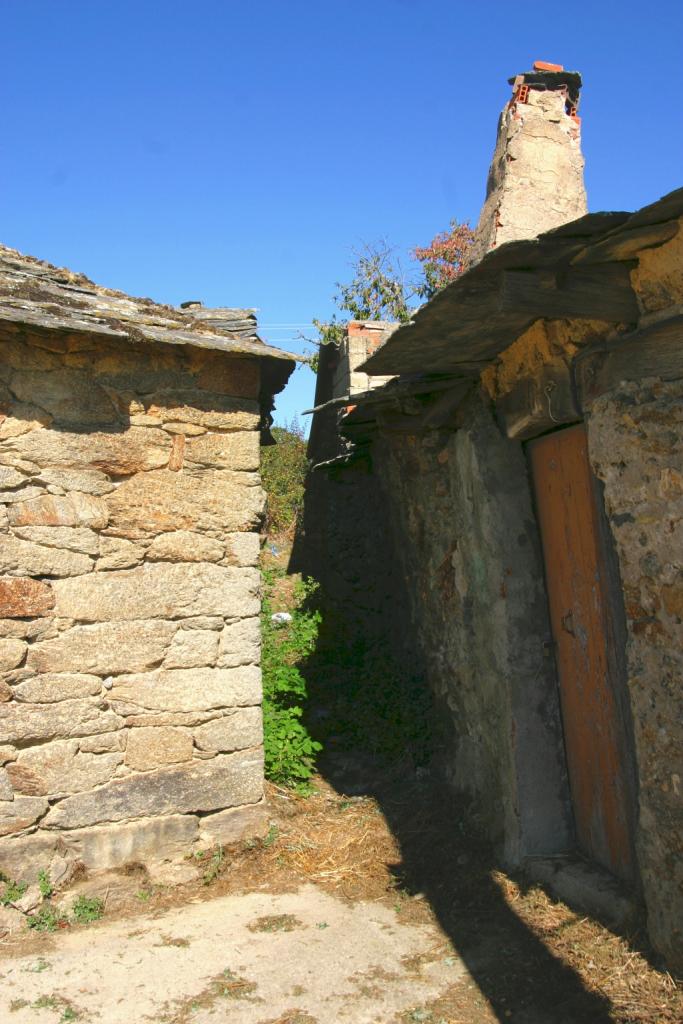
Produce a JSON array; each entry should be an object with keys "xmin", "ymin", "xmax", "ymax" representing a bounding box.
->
[
  {"xmin": 12, "ymin": 673, "xmax": 102, "ymax": 703},
  {"xmin": 8, "ymin": 492, "xmax": 109, "ymax": 529},
  {"xmin": 8, "ymin": 425, "xmax": 170, "ymax": 475},
  {"xmin": 0, "ymin": 466, "xmax": 29, "ymax": 490},
  {"xmin": 28, "ymin": 621, "xmax": 175, "ymax": 675},
  {"xmin": 218, "ymin": 617, "xmax": 260, "ymax": 668},
  {"xmin": 125, "ymin": 727, "xmax": 193, "ymax": 771},
  {"xmin": 185, "ymin": 431, "xmax": 259, "ymax": 471},
  {"xmin": 0, "ymin": 767, "xmax": 13, "ymax": 800},
  {"xmin": 0, "ymin": 746, "xmax": 17, "ymax": 765},
  {"xmin": 177, "ymin": 616, "xmax": 224, "ymax": 630},
  {"xmin": 129, "ymin": 413, "xmax": 163, "ymax": 426},
  {"xmin": 0, "ymin": 638, "xmax": 26, "ymax": 671},
  {"xmin": 224, "ymin": 532, "xmax": 260, "ymax": 567},
  {"xmin": 123, "ymin": 711, "xmax": 220, "ymax": 728},
  {"xmin": 0, "ymin": 577, "xmax": 54, "ymax": 617},
  {"xmin": 9, "ymin": 368, "xmax": 119, "ymax": 426},
  {"xmin": 0, "ymin": 616, "xmax": 55, "ymax": 640},
  {"xmin": 97, "ymin": 536, "xmax": 146, "ymax": 571},
  {"xmin": 48, "ymin": 852, "xmax": 77, "ymax": 890},
  {"xmin": 162, "ymin": 422, "xmax": 207, "ymax": 436},
  {"xmin": 0, "ymin": 485, "xmax": 45, "ymax": 504},
  {"xmin": 145, "ymin": 390, "xmax": 260, "ymax": 431},
  {"xmin": 193, "ymin": 707, "xmax": 262, "ymax": 752},
  {"xmin": 7, "ymin": 740, "xmax": 123, "ymax": 796},
  {"xmin": 0, "ymin": 795, "xmax": 48, "ymax": 836},
  {"xmin": 53, "ymin": 562, "xmax": 259, "ymax": 622},
  {"xmin": 79, "ymin": 732, "xmax": 126, "ymax": 753},
  {"xmin": 110, "ymin": 665, "xmax": 261, "ymax": 713},
  {"xmin": 0, "ymin": 699, "xmax": 124, "ymax": 745},
  {"xmin": 0, "ymin": 904, "xmax": 24, "ymax": 936},
  {"xmin": 164, "ymin": 629, "xmax": 220, "ymax": 669},
  {"xmin": 12, "ymin": 525, "xmax": 100, "ymax": 555},
  {"xmin": 0, "ymin": 535, "xmax": 93, "ymax": 577},
  {"xmin": 0, "ymin": 680, "xmax": 12, "ymax": 702},
  {"xmin": 0, "ymin": 402, "xmax": 51, "ymax": 440},
  {"xmin": 106, "ymin": 469, "xmax": 264, "ymax": 539},
  {"xmin": 199, "ymin": 802, "xmax": 268, "ymax": 846},
  {"xmin": 12, "ymin": 883, "xmax": 42, "ymax": 913},
  {"xmin": 61, "ymin": 814, "xmax": 199, "ymax": 874},
  {"xmin": 37, "ymin": 467, "xmax": 114, "ymax": 495},
  {"xmin": 146, "ymin": 531, "xmax": 224, "ymax": 563}
]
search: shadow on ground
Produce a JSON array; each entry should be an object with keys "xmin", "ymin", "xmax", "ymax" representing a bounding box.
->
[{"xmin": 300, "ymin": 622, "xmax": 619, "ymax": 1024}]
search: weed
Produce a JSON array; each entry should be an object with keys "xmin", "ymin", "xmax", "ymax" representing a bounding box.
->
[
  {"xmin": 38, "ymin": 869, "xmax": 53, "ymax": 899},
  {"xmin": 9, "ymin": 999, "xmax": 28, "ymax": 1012},
  {"xmin": 215, "ymin": 968, "xmax": 258, "ymax": 1000},
  {"xmin": 247, "ymin": 914, "xmax": 302, "ymax": 933},
  {"xmin": 71, "ymin": 895, "xmax": 104, "ymax": 924},
  {"xmin": 157, "ymin": 935, "xmax": 191, "ymax": 948},
  {"xmin": 30, "ymin": 994, "xmax": 79, "ymax": 1020},
  {"xmin": 136, "ymin": 889, "xmax": 152, "ymax": 902},
  {"xmin": 33, "ymin": 995, "xmax": 59, "ymax": 1009},
  {"xmin": 24, "ymin": 958, "xmax": 51, "ymax": 973},
  {"xmin": 0, "ymin": 873, "xmax": 28, "ymax": 906},
  {"xmin": 202, "ymin": 845, "xmax": 224, "ymax": 886},
  {"xmin": 26, "ymin": 905, "xmax": 65, "ymax": 932},
  {"xmin": 262, "ymin": 824, "xmax": 279, "ymax": 847},
  {"xmin": 261, "ymin": 570, "xmax": 322, "ymax": 790}
]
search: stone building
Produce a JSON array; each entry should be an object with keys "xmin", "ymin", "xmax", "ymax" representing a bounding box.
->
[
  {"xmin": 0, "ymin": 245, "xmax": 295, "ymax": 881},
  {"xmin": 303, "ymin": 65, "xmax": 683, "ymax": 971}
]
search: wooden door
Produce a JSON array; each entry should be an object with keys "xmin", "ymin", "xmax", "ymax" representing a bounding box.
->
[{"xmin": 529, "ymin": 424, "xmax": 635, "ymax": 882}]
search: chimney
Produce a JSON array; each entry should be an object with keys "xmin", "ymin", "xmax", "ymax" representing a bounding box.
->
[{"xmin": 470, "ymin": 62, "xmax": 587, "ymax": 263}]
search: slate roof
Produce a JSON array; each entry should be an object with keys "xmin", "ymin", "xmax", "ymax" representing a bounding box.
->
[
  {"xmin": 360, "ymin": 187, "xmax": 683, "ymax": 377},
  {"xmin": 0, "ymin": 243, "xmax": 296, "ymax": 368}
]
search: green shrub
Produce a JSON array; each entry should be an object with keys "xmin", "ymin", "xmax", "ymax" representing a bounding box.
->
[
  {"xmin": 38, "ymin": 869, "xmax": 53, "ymax": 899},
  {"xmin": 26, "ymin": 905, "xmax": 64, "ymax": 932},
  {"xmin": 260, "ymin": 420, "xmax": 307, "ymax": 534},
  {"xmin": 0, "ymin": 874, "xmax": 27, "ymax": 906},
  {"xmin": 71, "ymin": 895, "xmax": 104, "ymax": 924},
  {"xmin": 261, "ymin": 569, "xmax": 322, "ymax": 791}
]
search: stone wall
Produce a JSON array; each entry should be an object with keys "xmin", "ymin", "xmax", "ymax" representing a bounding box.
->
[
  {"xmin": 0, "ymin": 329, "xmax": 268, "ymax": 881},
  {"xmin": 370, "ymin": 394, "xmax": 573, "ymax": 862},
  {"xmin": 587, "ymin": 378, "xmax": 683, "ymax": 971}
]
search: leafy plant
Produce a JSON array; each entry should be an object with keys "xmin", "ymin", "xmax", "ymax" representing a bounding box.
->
[
  {"xmin": 70, "ymin": 895, "xmax": 104, "ymax": 924},
  {"xmin": 260, "ymin": 419, "xmax": 308, "ymax": 534},
  {"xmin": 0, "ymin": 874, "xmax": 27, "ymax": 906},
  {"xmin": 261, "ymin": 569, "xmax": 322, "ymax": 791},
  {"xmin": 26, "ymin": 905, "xmax": 65, "ymax": 932},
  {"xmin": 202, "ymin": 845, "xmax": 224, "ymax": 886},
  {"xmin": 413, "ymin": 219, "xmax": 475, "ymax": 298},
  {"xmin": 38, "ymin": 869, "xmax": 53, "ymax": 899}
]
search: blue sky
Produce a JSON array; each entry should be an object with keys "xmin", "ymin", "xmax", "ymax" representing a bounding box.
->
[{"xmin": 2, "ymin": 1, "xmax": 682, "ymax": 428}]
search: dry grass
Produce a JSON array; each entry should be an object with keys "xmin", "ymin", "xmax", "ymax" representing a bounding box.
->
[{"xmin": 221, "ymin": 780, "xmax": 681, "ymax": 1024}]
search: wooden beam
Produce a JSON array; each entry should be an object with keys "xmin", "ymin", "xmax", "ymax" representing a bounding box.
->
[
  {"xmin": 575, "ymin": 314, "xmax": 683, "ymax": 406},
  {"xmin": 496, "ymin": 359, "xmax": 581, "ymax": 440},
  {"xmin": 500, "ymin": 264, "xmax": 639, "ymax": 323}
]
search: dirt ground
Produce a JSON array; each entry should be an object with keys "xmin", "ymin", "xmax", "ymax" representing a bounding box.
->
[{"xmin": 0, "ymin": 774, "xmax": 680, "ymax": 1024}]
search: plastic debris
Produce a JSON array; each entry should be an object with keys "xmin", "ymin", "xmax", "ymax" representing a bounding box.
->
[{"xmin": 271, "ymin": 611, "xmax": 292, "ymax": 626}]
